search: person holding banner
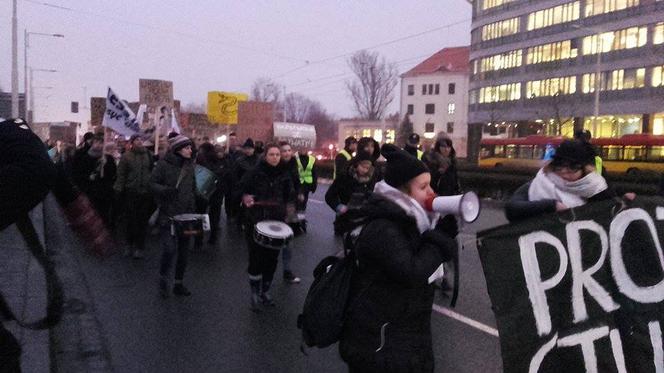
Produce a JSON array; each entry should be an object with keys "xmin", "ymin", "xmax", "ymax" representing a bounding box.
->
[
  {"xmin": 151, "ymin": 134, "xmax": 197, "ymax": 298},
  {"xmin": 335, "ymin": 144, "xmax": 456, "ymax": 373},
  {"xmin": 505, "ymin": 139, "xmax": 623, "ymax": 222}
]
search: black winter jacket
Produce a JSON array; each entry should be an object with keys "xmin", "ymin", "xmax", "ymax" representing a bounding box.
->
[
  {"xmin": 150, "ymin": 151, "xmax": 197, "ymax": 227},
  {"xmin": 71, "ymin": 152, "xmax": 116, "ymax": 201},
  {"xmin": 335, "ymin": 194, "xmax": 456, "ymax": 373},
  {"xmin": 238, "ymin": 160, "xmax": 296, "ymax": 225},
  {"xmin": 325, "ymin": 165, "xmax": 378, "ymax": 212}
]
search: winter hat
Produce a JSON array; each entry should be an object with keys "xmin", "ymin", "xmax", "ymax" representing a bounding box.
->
[
  {"xmin": 550, "ymin": 140, "xmax": 595, "ymax": 168},
  {"xmin": 242, "ymin": 138, "xmax": 255, "ymax": 149},
  {"xmin": 167, "ymin": 131, "xmax": 179, "ymax": 139},
  {"xmin": 381, "ymin": 143, "xmax": 428, "ymax": 188},
  {"xmin": 129, "ymin": 134, "xmax": 142, "ymax": 143},
  {"xmin": 351, "ymin": 150, "xmax": 373, "ymax": 166},
  {"xmin": 407, "ymin": 133, "xmax": 420, "ymax": 146},
  {"xmin": 168, "ymin": 134, "xmax": 193, "ymax": 152}
]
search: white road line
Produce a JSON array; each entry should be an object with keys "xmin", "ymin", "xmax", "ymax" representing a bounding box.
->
[
  {"xmin": 432, "ymin": 304, "xmax": 499, "ymax": 337},
  {"xmin": 309, "ymin": 199, "xmax": 325, "ymax": 204}
]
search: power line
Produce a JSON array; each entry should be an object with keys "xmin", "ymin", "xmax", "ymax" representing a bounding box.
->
[
  {"xmin": 22, "ymin": 0, "xmax": 308, "ymax": 63},
  {"xmin": 272, "ymin": 17, "xmax": 471, "ymax": 79}
]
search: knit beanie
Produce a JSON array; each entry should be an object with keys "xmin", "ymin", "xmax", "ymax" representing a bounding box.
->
[
  {"xmin": 551, "ymin": 140, "xmax": 595, "ymax": 168},
  {"xmin": 381, "ymin": 143, "xmax": 428, "ymax": 188},
  {"xmin": 168, "ymin": 134, "xmax": 193, "ymax": 153},
  {"xmin": 242, "ymin": 138, "xmax": 255, "ymax": 149}
]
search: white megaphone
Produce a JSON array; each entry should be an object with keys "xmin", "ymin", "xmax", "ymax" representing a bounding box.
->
[{"xmin": 424, "ymin": 191, "xmax": 481, "ymax": 223}]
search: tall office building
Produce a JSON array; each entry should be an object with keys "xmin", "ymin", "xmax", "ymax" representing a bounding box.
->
[{"xmin": 467, "ymin": 0, "xmax": 664, "ymax": 159}]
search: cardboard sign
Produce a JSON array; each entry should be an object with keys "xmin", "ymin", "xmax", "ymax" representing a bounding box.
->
[
  {"xmin": 478, "ymin": 197, "xmax": 664, "ymax": 373},
  {"xmin": 207, "ymin": 91, "xmax": 248, "ymax": 125}
]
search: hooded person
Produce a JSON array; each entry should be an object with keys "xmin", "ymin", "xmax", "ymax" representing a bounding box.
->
[
  {"xmin": 335, "ymin": 144, "xmax": 457, "ymax": 373},
  {"xmin": 505, "ymin": 139, "xmax": 618, "ymax": 222},
  {"xmin": 325, "ymin": 151, "xmax": 378, "ymax": 215},
  {"xmin": 357, "ymin": 136, "xmax": 381, "ymax": 163},
  {"xmin": 230, "ymin": 138, "xmax": 259, "ymax": 229},
  {"xmin": 150, "ymin": 134, "xmax": 197, "ymax": 297}
]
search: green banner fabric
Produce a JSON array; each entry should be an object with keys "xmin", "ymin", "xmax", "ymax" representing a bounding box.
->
[{"xmin": 478, "ymin": 197, "xmax": 664, "ymax": 373}]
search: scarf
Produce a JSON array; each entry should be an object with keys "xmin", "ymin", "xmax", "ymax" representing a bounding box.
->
[
  {"xmin": 528, "ymin": 168, "xmax": 608, "ymax": 208},
  {"xmin": 373, "ymin": 180, "xmax": 439, "ymax": 234}
]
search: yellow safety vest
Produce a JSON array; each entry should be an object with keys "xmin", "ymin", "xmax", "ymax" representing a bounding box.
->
[
  {"xmin": 334, "ymin": 150, "xmax": 353, "ymax": 180},
  {"xmin": 296, "ymin": 155, "xmax": 316, "ymax": 184},
  {"xmin": 417, "ymin": 150, "xmax": 423, "ymax": 160},
  {"xmin": 595, "ymin": 156, "xmax": 603, "ymax": 175}
]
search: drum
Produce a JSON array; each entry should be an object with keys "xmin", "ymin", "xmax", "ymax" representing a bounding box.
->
[
  {"xmin": 171, "ymin": 214, "xmax": 206, "ymax": 237},
  {"xmin": 195, "ymin": 165, "xmax": 218, "ymax": 200},
  {"xmin": 253, "ymin": 220, "xmax": 294, "ymax": 250}
]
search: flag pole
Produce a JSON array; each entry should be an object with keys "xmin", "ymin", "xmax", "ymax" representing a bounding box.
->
[{"xmin": 154, "ymin": 109, "xmax": 160, "ymax": 156}]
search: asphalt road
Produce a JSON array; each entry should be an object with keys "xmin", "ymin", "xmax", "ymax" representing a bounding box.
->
[{"xmin": 70, "ymin": 185, "xmax": 508, "ymax": 372}]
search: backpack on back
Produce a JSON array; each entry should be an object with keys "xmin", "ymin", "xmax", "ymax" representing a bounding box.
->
[{"xmin": 297, "ymin": 230, "xmax": 362, "ymax": 350}]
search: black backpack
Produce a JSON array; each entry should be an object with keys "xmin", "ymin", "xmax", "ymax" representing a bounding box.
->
[{"xmin": 297, "ymin": 230, "xmax": 364, "ymax": 351}]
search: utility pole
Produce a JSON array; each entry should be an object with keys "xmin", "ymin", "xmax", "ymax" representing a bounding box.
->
[
  {"xmin": 11, "ymin": 0, "xmax": 19, "ymax": 117},
  {"xmin": 23, "ymin": 29, "xmax": 28, "ymax": 119}
]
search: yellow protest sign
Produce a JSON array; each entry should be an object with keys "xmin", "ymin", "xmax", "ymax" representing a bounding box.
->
[{"xmin": 207, "ymin": 91, "xmax": 248, "ymax": 124}]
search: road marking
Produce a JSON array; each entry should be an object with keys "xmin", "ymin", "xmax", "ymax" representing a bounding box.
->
[
  {"xmin": 309, "ymin": 199, "xmax": 325, "ymax": 204},
  {"xmin": 432, "ymin": 304, "xmax": 499, "ymax": 337}
]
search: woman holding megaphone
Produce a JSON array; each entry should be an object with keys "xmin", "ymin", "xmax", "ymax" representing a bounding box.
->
[{"xmin": 335, "ymin": 144, "xmax": 457, "ymax": 373}]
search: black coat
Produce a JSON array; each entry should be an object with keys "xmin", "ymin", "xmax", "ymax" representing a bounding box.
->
[
  {"xmin": 71, "ymin": 152, "xmax": 116, "ymax": 202},
  {"xmin": 150, "ymin": 152, "xmax": 197, "ymax": 226},
  {"xmin": 238, "ymin": 160, "xmax": 296, "ymax": 225},
  {"xmin": 335, "ymin": 194, "xmax": 456, "ymax": 372},
  {"xmin": 325, "ymin": 165, "xmax": 378, "ymax": 212}
]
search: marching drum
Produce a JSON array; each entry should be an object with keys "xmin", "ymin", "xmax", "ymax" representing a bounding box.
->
[
  {"xmin": 195, "ymin": 165, "xmax": 218, "ymax": 200},
  {"xmin": 171, "ymin": 214, "xmax": 210, "ymax": 237},
  {"xmin": 253, "ymin": 220, "xmax": 294, "ymax": 250}
]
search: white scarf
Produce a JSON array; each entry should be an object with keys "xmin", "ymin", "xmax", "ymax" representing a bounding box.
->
[
  {"xmin": 373, "ymin": 180, "xmax": 439, "ymax": 234},
  {"xmin": 528, "ymin": 168, "xmax": 608, "ymax": 208}
]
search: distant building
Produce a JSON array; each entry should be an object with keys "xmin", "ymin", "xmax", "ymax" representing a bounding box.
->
[
  {"xmin": 468, "ymin": 0, "xmax": 664, "ymax": 161},
  {"xmin": 31, "ymin": 121, "xmax": 79, "ymax": 144},
  {"xmin": 0, "ymin": 92, "xmax": 27, "ymax": 120},
  {"xmin": 337, "ymin": 118, "xmax": 398, "ymax": 149},
  {"xmin": 400, "ymin": 47, "xmax": 471, "ymax": 157}
]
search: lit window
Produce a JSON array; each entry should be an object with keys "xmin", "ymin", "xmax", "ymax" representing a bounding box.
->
[
  {"xmin": 585, "ymin": 0, "xmax": 639, "ymax": 17},
  {"xmin": 448, "ymin": 103, "xmax": 456, "ymax": 114},
  {"xmin": 479, "ymin": 83, "xmax": 521, "ymax": 103},
  {"xmin": 583, "ymin": 67, "xmax": 647, "ymax": 92},
  {"xmin": 482, "ymin": 0, "xmax": 517, "ymax": 10},
  {"xmin": 362, "ymin": 129, "xmax": 372, "ymax": 138},
  {"xmin": 582, "ymin": 26, "xmax": 648, "ymax": 55},
  {"xmin": 479, "ymin": 49, "xmax": 523, "ymax": 72},
  {"xmin": 425, "ymin": 104, "xmax": 435, "ymax": 114},
  {"xmin": 482, "ymin": 17, "xmax": 520, "ymax": 41},
  {"xmin": 527, "ymin": 2, "xmax": 580, "ymax": 31},
  {"xmin": 526, "ymin": 40, "xmax": 577, "ymax": 65},
  {"xmin": 527, "ymin": 76, "xmax": 576, "ymax": 98},
  {"xmin": 655, "ymin": 23, "xmax": 664, "ymax": 45},
  {"xmin": 653, "ymin": 66, "xmax": 664, "ymax": 87}
]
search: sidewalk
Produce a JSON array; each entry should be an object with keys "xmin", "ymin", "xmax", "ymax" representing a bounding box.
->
[{"xmin": 0, "ymin": 206, "xmax": 50, "ymax": 373}]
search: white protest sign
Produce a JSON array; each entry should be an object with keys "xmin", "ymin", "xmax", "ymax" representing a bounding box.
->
[{"xmin": 101, "ymin": 87, "xmax": 141, "ymax": 137}]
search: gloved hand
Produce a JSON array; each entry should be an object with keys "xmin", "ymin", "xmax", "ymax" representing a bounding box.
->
[{"xmin": 421, "ymin": 228, "xmax": 457, "ymax": 262}]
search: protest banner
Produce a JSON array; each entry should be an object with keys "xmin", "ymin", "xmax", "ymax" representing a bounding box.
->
[
  {"xmin": 207, "ymin": 91, "xmax": 248, "ymax": 124},
  {"xmin": 101, "ymin": 87, "xmax": 140, "ymax": 137},
  {"xmin": 478, "ymin": 197, "xmax": 664, "ymax": 373},
  {"xmin": 273, "ymin": 122, "xmax": 316, "ymax": 149},
  {"xmin": 236, "ymin": 101, "xmax": 273, "ymax": 143}
]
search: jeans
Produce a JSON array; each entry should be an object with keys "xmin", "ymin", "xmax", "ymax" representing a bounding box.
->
[
  {"xmin": 281, "ymin": 244, "xmax": 292, "ymax": 273},
  {"xmin": 159, "ymin": 226, "xmax": 190, "ymax": 281},
  {"xmin": 246, "ymin": 228, "xmax": 280, "ymax": 283}
]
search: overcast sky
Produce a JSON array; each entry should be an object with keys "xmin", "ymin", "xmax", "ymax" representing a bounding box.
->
[{"xmin": 1, "ymin": 0, "xmax": 471, "ymax": 123}]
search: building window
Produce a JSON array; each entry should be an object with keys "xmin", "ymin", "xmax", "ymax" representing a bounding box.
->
[
  {"xmin": 448, "ymin": 83, "xmax": 456, "ymax": 94},
  {"xmin": 653, "ymin": 113, "xmax": 664, "ymax": 135},
  {"xmin": 655, "ymin": 23, "xmax": 664, "ymax": 45},
  {"xmin": 478, "ymin": 49, "xmax": 523, "ymax": 73},
  {"xmin": 425, "ymin": 104, "xmax": 435, "ymax": 114},
  {"xmin": 425, "ymin": 122, "xmax": 435, "ymax": 133},
  {"xmin": 653, "ymin": 66, "xmax": 664, "ymax": 87},
  {"xmin": 479, "ymin": 83, "xmax": 521, "ymax": 103},
  {"xmin": 448, "ymin": 103, "xmax": 456, "ymax": 114},
  {"xmin": 527, "ymin": 2, "xmax": 580, "ymax": 31},
  {"xmin": 526, "ymin": 40, "xmax": 577, "ymax": 64},
  {"xmin": 422, "ymin": 85, "xmax": 427, "ymax": 95},
  {"xmin": 584, "ymin": 0, "xmax": 639, "ymax": 17},
  {"xmin": 583, "ymin": 115, "xmax": 641, "ymax": 137},
  {"xmin": 435, "ymin": 84, "xmax": 440, "ymax": 95},
  {"xmin": 582, "ymin": 26, "xmax": 647, "ymax": 55},
  {"xmin": 470, "ymin": 89, "xmax": 479, "ymax": 104},
  {"xmin": 481, "ymin": 17, "xmax": 520, "ymax": 41},
  {"xmin": 407, "ymin": 104, "xmax": 414, "ymax": 115},
  {"xmin": 482, "ymin": 0, "xmax": 517, "ymax": 10},
  {"xmin": 582, "ymin": 67, "xmax": 646, "ymax": 92},
  {"xmin": 527, "ymin": 76, "xmax": 577, "ymax": 98},
  {"xmin": 407, "ymin": 85, "xmax": 414, "ymax": 96},
  {"xmin": 447, "ymin": 122, "xmax": 454, "ymax": 133},
  {"xmin": 428, "ymin": 84, "xmax": 434, "ymax": 95}
]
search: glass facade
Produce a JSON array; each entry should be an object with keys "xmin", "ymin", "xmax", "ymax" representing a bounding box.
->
[
  {"xmin": 476, "ymin": 49, "xmax": 522, "ymax": 73},
  {"xmin": 653, "ymin": 66, "xmax": 664, "ymax": 87},
  {"xmin": 527, "ymin": 1, "xmax": 580, "ymax": 31},
  {"xmin": 582, "ymin": 26, "xmax": 647, "ymax": 55},
  {"xmin": 526, "ymin": 76, "xmax": 577, "ymax": 97},
  {"xmin": 653, "ymin": 113, "xmax": 664, "ymax": 135},
  {"xmin": 526, "ymin": 40, "xmax": 577, "ymax": 64},
  {"xmin": 581, "ymin": 68, "xmax": 645, "ymax": 92},
  {"xmin": 482, "ymin": 17, "xmax": 520, "ymax": 41},
  {"xmin": 655, "ymin": 23, "xmax": 664, "ymax": 45},
  {"xmin": 583, "ymin": 115, "xmax": 642, "ymax": 137},
  {"xmin": 479, "ymin": 83, "xmax": 522, "ymax": 103},
  {"xmin": 482, "ymin": 0, "xmax": 517, "ymax": 10},
  {"xmin": 584, "ymin": 0, "xmax": 639, "ymax": 17}
]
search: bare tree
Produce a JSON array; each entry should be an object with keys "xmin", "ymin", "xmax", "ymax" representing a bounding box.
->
[
  {"xmin": 397, "ymin": 114, "xmax": 414, "ymax": 147},
  {"xmin": 345, "ymin": 50, "xmax": 398, "ymax": 120},
  {"xmin": 283, "ymin": 92, "xmax": 315, "ymax": 123},
  {"xmin": 250, "ymin": 77, "xmax": 283, "ymax": 103},
  {"xmin": 305, "ymin": 101, "xmax": 337, "ymax": 147}
]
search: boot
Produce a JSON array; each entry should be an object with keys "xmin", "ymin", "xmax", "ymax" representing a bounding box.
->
[
  {"xmin": 250, "ymin": 279, "xmax": 262, "ymax": 312},
  {"xmin": 261, "ymin": 280, "xmax": 276, "ymax": 307}
]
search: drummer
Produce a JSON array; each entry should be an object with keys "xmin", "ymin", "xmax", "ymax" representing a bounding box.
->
[
  {"xmin": 150, "ymin": 134, "xmax": 197, "ymax": 298},
  {"xmin": 238, "ymin": 143, "xmax": 296, "ymax": 311}
]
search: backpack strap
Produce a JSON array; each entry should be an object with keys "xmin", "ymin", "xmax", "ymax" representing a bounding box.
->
[{"xmin": 0, "ymin": 214, "xmax": 63, "ymax": 330}]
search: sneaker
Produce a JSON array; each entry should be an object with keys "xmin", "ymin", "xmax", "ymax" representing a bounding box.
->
[
  {"xmin": 132, "ymin": 250, "xmax": 144, "ymax": 259},
  {"xmin": 159, "ymin": 278, "xmax": 169, "ymax": 299},
  {"xmin": 173, "ymin": 284, "xmax": 192, "ymax": 296},
  {"xmin": 283, "ymin": 271, "xmax": 301, "ymax": 284}
]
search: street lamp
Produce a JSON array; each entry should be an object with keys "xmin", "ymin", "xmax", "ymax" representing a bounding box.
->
[
  {"xmin": 24, "ymin": 30, "xmax": 64, "ymax": 119},
  {"xmin": 30, "ymin": 68, "xmax": 56, "ymax": 122}
]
